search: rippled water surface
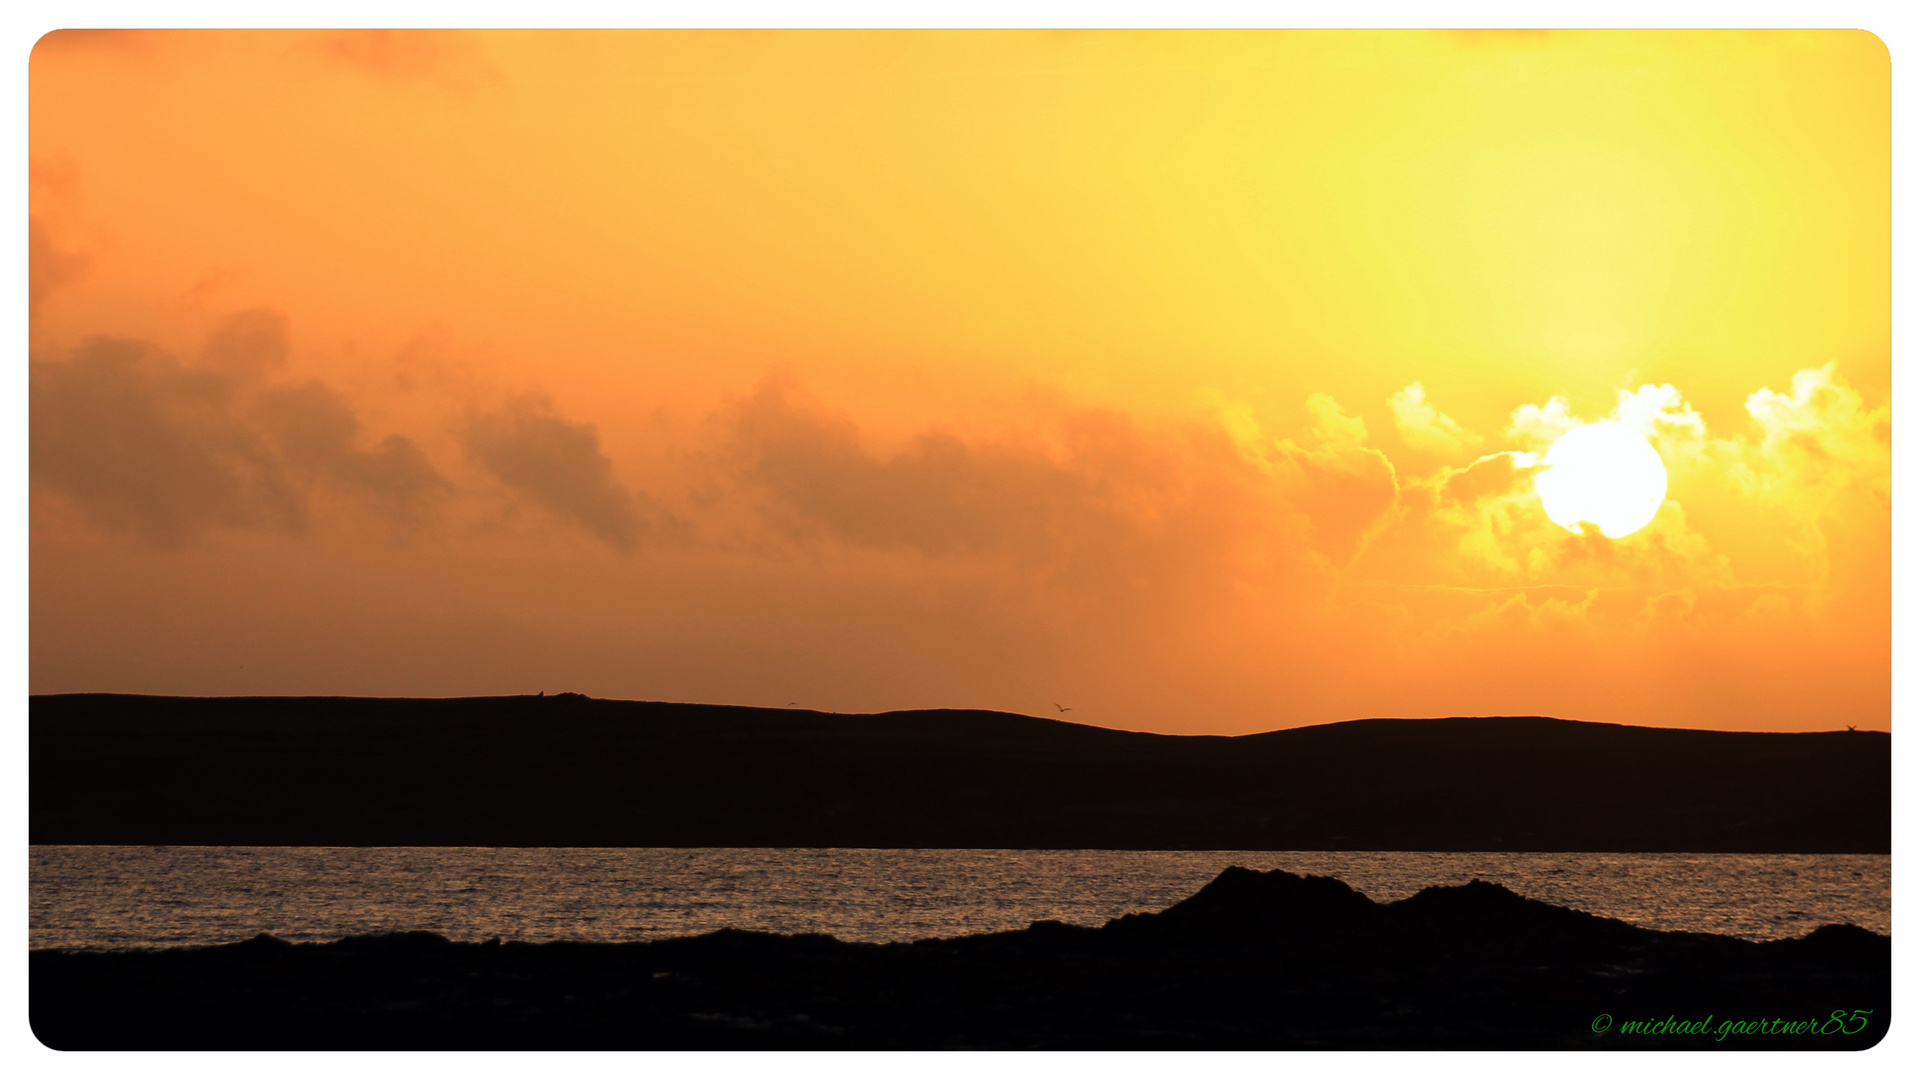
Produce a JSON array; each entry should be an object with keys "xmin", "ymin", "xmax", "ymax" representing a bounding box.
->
[{"xmin": 30, "ymin": 847, "xmax": 1889, "ymax": 950}]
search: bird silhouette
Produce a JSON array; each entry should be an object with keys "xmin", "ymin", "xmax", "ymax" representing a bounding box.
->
[
  {"xmin": 1054, "ymin": 703, "xmax": 1072, "ymax": 713},
  {"xmin": 1847, "ymin": 725, "xmax": 1857, "ymax": 731},
  {"xmin": 788, "ymin": 701, "xmax": 798, "ymax": 706}
]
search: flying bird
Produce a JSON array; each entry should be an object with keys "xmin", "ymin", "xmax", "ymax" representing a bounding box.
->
[
  {"xmin": 1054, "ymin": 703, "xmax": 1072, "ymax": 713},
  {"xmin": 1847, "ymin": 725, "xmax": 1856, "ymax": 731}
]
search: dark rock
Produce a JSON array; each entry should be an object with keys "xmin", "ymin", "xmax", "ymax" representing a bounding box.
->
[
  {"xmin": 29, "ymin": 867, "xmax": 1889, "ymax": 1050},
  {"xmin": 1104, "ymin": 866, "xmax": 1378, "ymax": 944},
  {"xmin": 335, "ymin": 931, "xmax": 457, "ymax": 955},
  {"xmin": 1382, "ymin": 877, "xmax": 1648, "ymax": 959}
]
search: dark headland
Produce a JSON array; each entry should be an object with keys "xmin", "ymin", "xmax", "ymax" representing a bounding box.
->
[
  {"xmin": 32, "ymin": 693, "xmax": 1887, "ymax": 851},
  {"xmin": 31, "ymin": 867, "xmax": 1890, "ymax": 1050}
]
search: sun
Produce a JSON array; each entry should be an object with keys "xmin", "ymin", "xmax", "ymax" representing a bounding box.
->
[{"xmin": 1533, "ymin": 423, "xmax": 1668, "ymax": 539}]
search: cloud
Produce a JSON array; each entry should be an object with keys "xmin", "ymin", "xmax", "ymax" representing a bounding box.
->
[
  {"xmin": 1506, "ymin": 395, "xmax": 1577, "ymax": 448},
  {"xmin": 1440, "ymin": 451, "xmax": 1536, "ymax": 507},
  {"xmin": 1499, "ymin": 366, "xmax": 1887, "ymax": 531},
  {"xmin": 1365, "ymin": 366, "xmax": 1884, "ymax": 635},
  {"xmin": 30, "ymin": 291, "xmax": 1885, "ymax": 680},
  {"xmin": 30, "ymin": 29, "xmax": 157, "ymax": 62},
  {"xmin": 463, "ymin": 395, "xmax": 649, "ymax": 550},
  {"xmin": 31, "ymin": 311, "xmax": 449, "ymax": 546},
  {"xmin": 34, "ymin": 305, "xmax": 647, "ymax": 552},
  {"xmin": 714, "ymin": 378, "xmax": 1413, "ymax": 610},
  {"xmin": 1736, "ymin": 363, "xmax": 1890, "ymax": 505},
  {"xmin": 1509, "ymin": 381, "xmax": 1712, "ymax": 458},
  {"xmin": 1613, "ymin": 382, "xmax": 1706, "ymax": 446},
  {"xmin": 201, "ymin": 308, "xmax": 290, "ymax": 378},
  {"xmin": 714, "ymin": 376, "xmax": 1346, "ymax": 604},
  {"xmin": 31, "ymin": 336, "xmax": 302, "ymax": 546},
  {"xmin": 29, "ymin": 218, "xmax": 88, "ymax": 320},
  {"xmin": 719, "ymin": 377, "xmax": 1102, "ymax": 561},
  {"xmin": 1390, "ymin": 382, "xmax": 1478, "ymax": 456},
  {"xmin": 1267, "ymin": 440, "xmax": 1398, "ymax": 568},
  {"xmin": 316, "ymin": 31, "xmax": 499, "ymax": 93},
  {"xmin": 254, "ymin": 381, "xmax": 449, "ymax": 525},
  {"xmin": 1304, "ymin": 392, "xmax": 1368, "ymax": 446},
  {"xmin": 1203, "ymin": 393, "xmax": 1398, "ymax": 569}
]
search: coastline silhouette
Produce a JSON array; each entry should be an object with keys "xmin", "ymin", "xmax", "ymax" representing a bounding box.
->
[
  {"xmin": 30, "ymin": 866, "xmax": 1890, "ymax": 1050},
  {"xmin": 30, "ymin": 693, "xmax": 1889, "ymax": 853}
]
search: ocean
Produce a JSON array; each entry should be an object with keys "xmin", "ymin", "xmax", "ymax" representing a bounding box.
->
[{"xmin": 29, "ymin": 846, "xmax": 1890, "ymax": 951}]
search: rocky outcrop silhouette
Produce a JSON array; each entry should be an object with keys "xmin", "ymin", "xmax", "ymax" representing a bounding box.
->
[
  {"xmin": 1104, "ymin": 865, "xmax": 1378, "ymax": 943},
  {"xmin": 30, "ymin": 868, "xmax": 1890, "ymax": 1050}
]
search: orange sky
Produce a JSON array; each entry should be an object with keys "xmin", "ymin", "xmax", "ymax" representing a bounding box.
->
[{"xmin": 29, "ymin": 30, "xmax": 1890, "ymax": 734}]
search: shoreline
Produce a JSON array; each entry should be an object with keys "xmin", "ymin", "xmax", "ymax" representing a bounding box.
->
[{"xmin": 31, "ymin": 866, "xmax": 1892, "ymax": 1050}]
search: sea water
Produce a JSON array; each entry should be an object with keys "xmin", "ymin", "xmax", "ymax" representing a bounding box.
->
[{"xmin": 29, "ymin": 846, "xmax": 1889, "ymax": 951}]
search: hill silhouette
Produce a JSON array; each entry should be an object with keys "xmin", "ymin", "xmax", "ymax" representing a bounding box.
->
[
  {"xmin": 30, "ymin": 694, "xmax": 1888, "ymax": 851},
  {"xmin": 30, "ymin": 866, "xmax": 1891, "ymax": 1049}
]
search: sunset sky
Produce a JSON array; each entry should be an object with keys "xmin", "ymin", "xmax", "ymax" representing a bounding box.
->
[{"xmin": 28, "ymin": 30, "xmax": 1889, "ymax": 734}]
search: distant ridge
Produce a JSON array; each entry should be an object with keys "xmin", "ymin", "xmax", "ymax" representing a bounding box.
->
[{"xmin": 30, "ymin": 694, "xmax": 1889, "ymax": 852}]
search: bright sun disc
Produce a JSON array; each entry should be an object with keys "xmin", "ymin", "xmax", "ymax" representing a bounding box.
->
[{"xmin": 1534, "ymin": 423, "xmax": 1668, "ymax": 539}]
